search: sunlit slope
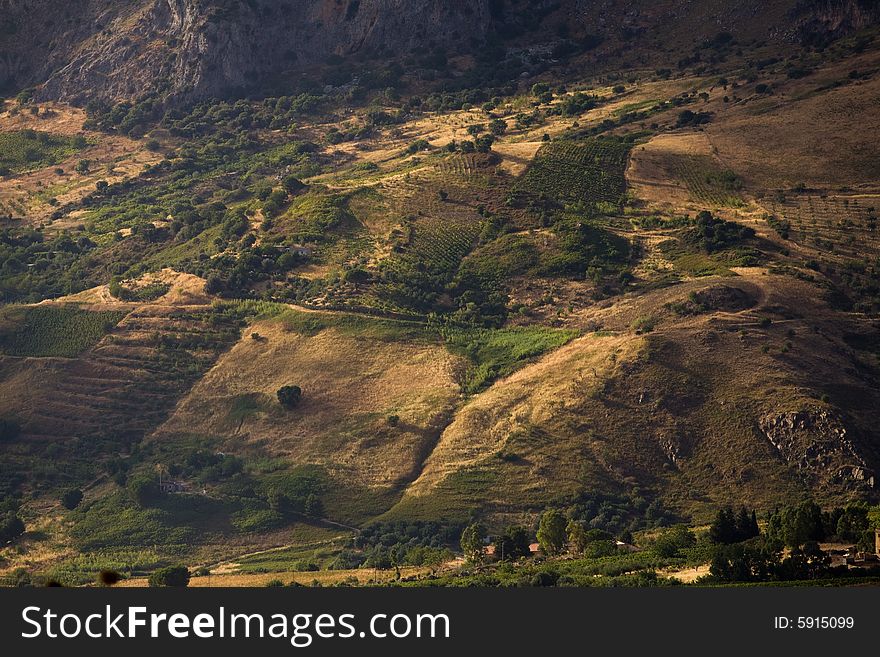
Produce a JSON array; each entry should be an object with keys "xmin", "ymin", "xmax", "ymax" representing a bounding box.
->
[
  {"xmin": 389, "ymin": 273, "xmax": 880, "ymax": 524},
  {"xmin": 153, "ymin": 310, "xmax": 465, "ymax": 521}
]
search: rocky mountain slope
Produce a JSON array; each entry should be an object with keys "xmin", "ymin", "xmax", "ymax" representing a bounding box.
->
[{"xmin": 2, "ymin": 0, "xmax": 878, "ymax": 105}]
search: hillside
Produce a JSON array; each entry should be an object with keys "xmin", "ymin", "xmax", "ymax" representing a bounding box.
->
[{"xmin": 0, "ymin": 1, "xmax": 879, "ymax": 586}]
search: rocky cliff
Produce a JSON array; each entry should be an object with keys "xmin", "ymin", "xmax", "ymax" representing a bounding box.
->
[
  {"xmin": 1, "ymin": 0, "xmax": 878, "ymax": 106},
  {"xmin": 3, "ymin": 0, "xmax": 493, "ymax": 104}
]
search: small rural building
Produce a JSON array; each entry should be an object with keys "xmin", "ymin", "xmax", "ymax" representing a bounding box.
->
[
  {"xmin": 289, "ymin": 245, "xmax": 313, "ymax": 257},
  {"xmin": 159, "ymin": 480, "xmax": 189, "ymax": 494}
]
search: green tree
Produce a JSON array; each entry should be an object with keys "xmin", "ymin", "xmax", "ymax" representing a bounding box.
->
[
  {"xmin": 708, "ymin": 506, "xmax": 737, "ymax": 544},
  {"xmin": 460, "ymin": 523, "xmax": 486, "ymax": 563},
  {"xmin": 0, "ymin": 513, "xmax": 25, "ymax": 544},
  {"xmin": 835, "ymin": 504, "xmax": 869, "ymax": 542},
  {"xmin": 734, "ymin": 506, "xmax": 760, "ymax": 541},
  {"xmin": 127, "ymin": 474, "xmax": 160, "ymax": 507},
  {"xmin": 493, "ymin": 526, "xmax": 531, "ymax": 561},
  {"xmin": 653, "ymin": 525, "xmax": 696, "ymax": 557},
  {"xmin": 277, "ymin": 385, "xmax": 302, "ymax": 408},
  {"xmin": 710, "ymin": 544, "xmax": 778, "ymax": 582},
  {"xmin": 304, "ymin": 493, "xmax": 323, "ymax": 517},
  {"xmin": 60, "ymin": 488, "xmax": 83, "ymax": 510},
  {"xmin": 531, "ymin": 82, "xmax": 550, "ymax": 96},
  {"xmin": 148, "ymin": 565, "xmax": 190, "ymax": 588},
  {"xmin": 566, "ymin": 519, "xmax": 588, "ymax": 554},
  {"xmin": 475, "ymin": 134, "xmax": 495, "ymax": 153},
  {"xmin": 489, "ymin": 118, "xmax": 507, "ymax": 136},
  {"xmin": 267, "ymin": 488, "xmax": 292, "ymax": 515},
  {"xmin": 536, "ymin": 509, "xmax": 566, "ymax": 555}
]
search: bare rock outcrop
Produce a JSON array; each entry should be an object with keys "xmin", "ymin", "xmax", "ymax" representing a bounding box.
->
[{"xmin": 759, "ymin": 408, "xmax": 874, "ymax": 489}]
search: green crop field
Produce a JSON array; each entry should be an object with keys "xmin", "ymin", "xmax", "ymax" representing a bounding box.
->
[
  {"xmin": 672, "ymin": 155, "xmax": 744, "ymax": 207},
  {"xmin": 516, "ymin": 138, "xmax": 631, "ymax": 207},
  {"xmin": 0, "ymin": 305, "xmax": 127, "ymax": 357},
  {"xmin": 0, "ymin": 130, "xmax": 86, "ymax": 175},
  {"xmin": 441, "ymin": 324, "xmax": 580, "ymax": 393}
]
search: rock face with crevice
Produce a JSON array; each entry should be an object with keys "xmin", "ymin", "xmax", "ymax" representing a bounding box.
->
[{"xmin": 759, "ymin": 408, "xmax": 874, "ymax": 490}]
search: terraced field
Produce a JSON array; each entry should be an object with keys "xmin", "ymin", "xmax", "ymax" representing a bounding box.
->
[
  {"xmin": 0, "ymin": 305, "xmax": 127, "ymax": 357},
  {"xmin": 671, "ymin": 155, "xmax": 744, "ymax": 208},
  {"xmin": 17, "ymin": 304, "xmax": 243, "ymax": 444},
  {"xmin": 516, "ymin": 138, "xmax": 631, "ymax": 207},
  {"xmin": 767, "ymin": 193, "xmax": 880, "ymax": 261}
]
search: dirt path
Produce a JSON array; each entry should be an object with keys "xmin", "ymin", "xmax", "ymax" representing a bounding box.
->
[{"xmin": 663, "ymin": 563, "xmax": 710, "ymax": 583}]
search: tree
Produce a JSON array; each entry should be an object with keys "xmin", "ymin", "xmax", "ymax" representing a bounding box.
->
[
  {"xmin": 566, "ymin": 520, "xmax": 588, "ymax": 554},
  {"xmin": 835, "ymin": 504, "xmax": 869, "ymax": 542},
  {"xmin": 531, "ymin": 82, "xmax": 550, "ymax": 97},
  {"xmin": 0, "ymin": 513, "xmax": 25, "ymax": 544},
  {"xmin": 277, "ymin": 385, "xmax": 302, "ymax": 408},
  {"xmin": 97, "ymin": 570, "xmax": 122, "ymax": 586},
  {"xmin": 710, "ymin": 544, "xmax": 779, "ymax": 582},
  {"xmin": 653, "ymin": 525, "xmax": 696, "ymax": 557},
  {"xmin": 493, "ymin": 526, "xmax": 531, "ymax": 561},
  {"xmin": 282, "ymin": 175, "xmax": 305, "ymax": 194},
  {"xmin": 267, "ymin": 488, "xmax": 292, "ymax": 515},
  {"xmin": 536, "ymin": 509, "xmax": 566, "ymax": 555},
  {"xmin": 475, "ymin": 134, "xmax": 495, "ymax": 153},
  {"xmin": 304, "ymin": 493, "xmax": 323, "ymax": 517},
  {"xmin": 735, "ymin": 506, "xmax": 760, "ymax": 541},
  {"xmin": 708, "ymin": 506, "xmax": 737, "ymax": 544},
  {"xmin": 60, "ymin": 488, "xmax": 83, "ymax": 510},
  {"xmin": 489, "ymin": 118, "xmax": 507, "ymax": 136},
  {"xmin": 75, "ymin": 159, "xmax": 90, "ymax": 174},
  {"xmin": 127, "ymin": 473, "xmax": 160, "ymax": 507},
  {"xmin": 460, "ymin": 523, "xmax": 485, "ymax": 563},
  {"xmin": 148, "ymin": 565, "xmax": 190, "ymax": 588}
]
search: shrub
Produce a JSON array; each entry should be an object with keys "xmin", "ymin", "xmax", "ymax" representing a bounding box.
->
[
  {"xmin": 489, "ymin": 118, "xmax": 508, "ymax": 136},
  {"xmin": 282, "ymin": 175, "xmax": 305, "ymax": 194},
  {"xmin": 60, "ymin": 488, "xmax": 84, "ymax": 510},
  {"xmin": 97, "ymin": 570, "xmax": 122, "ymax": 586},
  {"xmin": 127, "ymin": 474, "xmax": 161, "ymax": 507},
  {"xmin": 148, "ymin": 565, "xmax": 190, "ymax": 588},
  {"xmin": 277, "ymin": 385, "xmax": 302, "ymax": 408},
  {"xmin": 0, "ymin": 513, "xmax": 25, "ymax": 544}
]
